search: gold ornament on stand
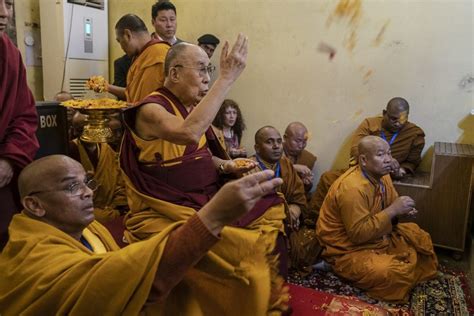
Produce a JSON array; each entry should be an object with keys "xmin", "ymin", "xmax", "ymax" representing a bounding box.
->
[
  {"xmin": 79, "ymin": 108, "xmax": 119, "ymax": 143},
  {"xmin": 61, "ymin": 98, "xmax": 128, "ymax": 143}
]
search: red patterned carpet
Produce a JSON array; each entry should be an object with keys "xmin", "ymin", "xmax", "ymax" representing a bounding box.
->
[{"xmin": 288, "ymin": 266, "xmax": 472, "ymax": 315}]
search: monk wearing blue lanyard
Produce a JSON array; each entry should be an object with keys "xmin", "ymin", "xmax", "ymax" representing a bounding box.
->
[
  {"xmin": 250, "ymin": 125, "xmax": 308, "ymax": 277},
  {"xmin": 350, "ymin": 97, "xmax": 425, "ymax": 179},
  {"xmin": 310, "ymin": 97, "xmax": 425, "ymax": 219}
]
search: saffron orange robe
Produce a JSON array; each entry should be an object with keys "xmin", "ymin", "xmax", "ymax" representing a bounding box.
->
[
  {"xmin": 291, "ymin": 149, "xmax": 317, "ymax": 171},
  {"xmin": 350, "ymin": 116, "xmax": 425, "ymax": 173},
  {"xmin": 125, "ymin": 40, "xmax": 170, "ymax": 103},
  {"xmin": 120, "ymin": 88, "xmax": 288, "ymax": 314},
  {"xmin": 0, "ymin": 213, "xmax": 224, "ymax": 315},
  {"xmin": 310, "ymin": 116, "xmax": 425, "ymax": 221},
  {"xmin": 278, "ymin": 156, "xmax": 321, "ymax": 271},
  {"xmin": 249, "ymin": 156, "xmax": 307, "ymax": 212},
  {"xmin": 0, "ymin": 213, "xmax": 161, "ymax": 314},
  {"xmin": 250, "ymin": 156, "xmax": 320, "ymax": 271},
  {"xmin": 71, "ymin": 140, "xmax": 128, "ymax": 223},
  {"xmin": 284, "ymin": 149, "xmax": 317, "ymax": 194},
  {"xmin": 316, "ymin": 166, "xmax": 438, "ymax": 301},
  {"xmin": 0, "ymin": 33, "xmax": 39, "ymax": 250}
]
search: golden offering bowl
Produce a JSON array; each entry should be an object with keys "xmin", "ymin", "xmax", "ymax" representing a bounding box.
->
[{"xmin": 78, "ymin": 108, "xmax": 121, "ymax": 143}]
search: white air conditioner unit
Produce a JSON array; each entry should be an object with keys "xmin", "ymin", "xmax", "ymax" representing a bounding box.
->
[{"xmin": 40, "ymin": 0, "xmax": 108, "ymax": 100}]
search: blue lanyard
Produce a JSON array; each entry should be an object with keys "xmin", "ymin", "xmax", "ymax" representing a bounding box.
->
[
  {"xmin": 256, "ymin": 155, "xmax": 281, "ymax": 178},
  {"xmin": 380, "ymin": 131, "xmax": 399, "ymax": 146},
  {"xmin": 80, "ymin": 236, "xmax": 93, "ymax": 251},
  {"xmin": 361, "ymin": 169, "xmax": 386, "ymax": 209}
]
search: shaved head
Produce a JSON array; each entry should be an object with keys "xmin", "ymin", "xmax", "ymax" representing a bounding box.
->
[
  {"xmin": 54, "ymin": 91, "xmax": 74, "ymax": 102},
  {"xmin": 18, "ymin": 155, "xmax": 83, "ymax": 198},
  {"xmin": 254, "ymin": 126, "xmax": 283, "ymax": 163},
  {"xmin": 163, "ymin": 42, "xmax": 210, "ymax": 106},
  {"xmin": 284, "ymin": 122, "xmax": 307, "ymax": 137},
  {"xmin": 164, "ymin": 42, "xmax": 194, "ymax": 76},
  {"xmin": 386, "ymin": 97, "xmax": 409, "ymax": 113},
  {"xmin": 358, "ymin": 135, "xmax": 388, "ymax": 157},
  {"xmin": 18, "ymin": 155, "xmax": 95, "ymax": 239},
  {"xmin": 115, "ymin": 14, "xmax": 148, "ymax": 37},
  {"xmin": 255, "ymin": 125, "xmax": 278, "ymax": 144},
  {"xmin": 382, "ymin": 97, "xmax": 410, "ymax": 132},
  {"xmin": 283, "ymin": 122, "xmax": 309, "ymax": 157},
  {"xmin": 358, "ymin": 136, "xmax": 392, "ymax": 179}
]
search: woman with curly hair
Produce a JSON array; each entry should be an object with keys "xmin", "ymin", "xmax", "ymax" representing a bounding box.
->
[{"xmin": 212, "ymin": 99, "xmax": 247, "ymax": 158}]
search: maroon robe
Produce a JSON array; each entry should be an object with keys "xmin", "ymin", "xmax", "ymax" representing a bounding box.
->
[
  {"xmin": 121, "ymin": 88, "xmax": 283, "ymax": 227},
  {"xmin": 0, "ymin": 33, "xmax": 39, "ymax": 250}
]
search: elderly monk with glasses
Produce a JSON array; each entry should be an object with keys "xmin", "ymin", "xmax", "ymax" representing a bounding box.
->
[
  {"xmin": 0, "ymin": 155, "xmax": 288, "ymax": 315},
  {"xmin": 119, "ymin": 34, "xmax": 290, "ymax": 313}
]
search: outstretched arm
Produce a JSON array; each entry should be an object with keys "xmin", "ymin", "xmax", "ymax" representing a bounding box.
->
[
  {"xmin": 148, "ymin": 170, "xmax": 283, "ymax": 303},
  {"xmin": 136, "ymin": 34, "xmax": 248, "ymax": 144}
]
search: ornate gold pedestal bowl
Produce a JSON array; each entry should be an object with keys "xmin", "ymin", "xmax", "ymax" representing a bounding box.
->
[
  {"xmin": 79, "ymin": 108, "xmax": 121, "ymax": 143},
  {"xmin": 60, "ymin": 98, "xmax": 128, "ymax": 143}
]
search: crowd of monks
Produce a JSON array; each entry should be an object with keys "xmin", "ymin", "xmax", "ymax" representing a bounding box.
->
[{"xmin": 0, "ymin": 0, "xmax": 441, "ymax": 314}]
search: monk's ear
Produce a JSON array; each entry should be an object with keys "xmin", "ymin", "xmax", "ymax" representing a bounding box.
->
[
  {"xmin": 359, "ymin": 154, "xmax": 367, "ymax": 167},
  {"xmin": 382, "ymin": 109, "xmax": 387, "ymax": 116},
  {"xmin": 168, "ymin": 67, "xmax": 180, "ymax": 82},
  {"xmin": 123, "ymin": 29, "xmax": 133, "ymax": 42},
  {"xmin": 254, "ymin": 143, "xmax": 260, "ymax": 155},
  {"xmin": 22, "ymin": 196, "xmax": 46, "ymax": 218}
]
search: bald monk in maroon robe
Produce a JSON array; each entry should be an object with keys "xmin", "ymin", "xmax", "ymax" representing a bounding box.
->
[{"xmin": 0, "ymin": 2, "xmax": 39, "ymax": 250}]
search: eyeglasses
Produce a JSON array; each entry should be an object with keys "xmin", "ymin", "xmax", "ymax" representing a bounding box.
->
[
  {"xmin": 28, "ymin": 177, "xmax": 99, "ymax": 197},
  {"xmin": 173, "ymin": 64, "xmax": 216, "ymax": 77}
]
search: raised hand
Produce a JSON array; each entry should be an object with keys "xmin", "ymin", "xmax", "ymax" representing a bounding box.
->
[
  {"xmin": 198, "ymin": 170, "xmax": 283, "ymax": 235},
  {"xmin": 219, "ymin": 33, "xmax": 248, "ymax": 84}
]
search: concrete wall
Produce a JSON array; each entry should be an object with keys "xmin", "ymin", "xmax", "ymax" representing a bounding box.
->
[
  {"xmin": 15, "ymin": 0, "xmax": 43, "ymax": 100},
  {"xmin": 22, "ymin": 0, "xmax": 473, "ymax": 181},
  {"xmin": 108, "ymin": 0, "xmax": 156, "ymax": 75},
  {"xmin": 171, "ymin": 0, "xmax": 473, "ymax": 179}
]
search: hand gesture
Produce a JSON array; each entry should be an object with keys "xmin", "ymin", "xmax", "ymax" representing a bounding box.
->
[
  {"xmin": 219, "ymin": 33, "xmax": 248, "ymax": 84},
  {"xmin": 86, "ymin": 75, "xmax": 108, "ymax": 93},
  {"xmin": 0, "ymin": 158, "xmax": 14, "ymax": 188},
  {"xmin": 389, "ymin": 158, "xmax": 400, "ymax": 173},
  {"xmin": 198, "ymin": 170, "xmax": 283, "ymax": 234},
  {"xmin": 288, "ymin": 204, "xmax": 301, "ymax": 231},
  {"xmin": 224, "ymin": 158, "xmax": 256, "ymax": 177},
  {"xmin": 293, "ymin": 164, "xmax": 312, "ymax": 177},
  {"xmin": 301, "ymin": 174, "xmax": 314, "ymax": 185},
  {"xmin": 390, "ymin": 196, "xmax": 416, "ymax": 216}
]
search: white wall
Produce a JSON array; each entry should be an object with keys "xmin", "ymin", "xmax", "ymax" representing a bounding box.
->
[{"xmin": 171, "ymin": 0, "xmax": 473, "ymax": 181}]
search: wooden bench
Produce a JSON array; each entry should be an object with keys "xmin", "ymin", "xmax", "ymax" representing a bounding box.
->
[{"xmin": 393, "ymin": 142, "xmax": 474, "ymax": 254}]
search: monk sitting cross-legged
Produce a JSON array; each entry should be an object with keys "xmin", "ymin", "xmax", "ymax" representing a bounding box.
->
[
  {"xmin": 283, "ymin": 122, "xmax": 317, "ymax": 196},
  {"xmin": 310, "ymin": 97, "xmax": 425, "ymax": 218},
  {"xmin": 248, "ymin": 126, "xmax": 312, "ymax": 275},
  {"xmin": 119, "ymin": 34, "xmax": 289, "ymax": 313},
  {"xmin": 0, "ymin": 155, "xmax": 287, "ymax": 315},
  {"xmin": 316, "ymin": 136, "xmax": 437, "ymax": 302}
]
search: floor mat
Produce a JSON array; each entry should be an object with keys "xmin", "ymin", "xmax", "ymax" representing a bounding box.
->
[{"xmin": 288, "ymin": 267, "xmax": 470, "ymax": 315}]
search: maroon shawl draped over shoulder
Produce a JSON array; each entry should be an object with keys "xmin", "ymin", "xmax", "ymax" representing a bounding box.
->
[
  {"xmin": 0, "ymin": 33, "xmax": 39, "ymax": 249},
  {"xmin": 120, "ymin": 88, "xmax": 282, "ymax": 227},
  {"xmin": 0, "ymin": 33, "xmax": 38, "ymax": 168}
]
